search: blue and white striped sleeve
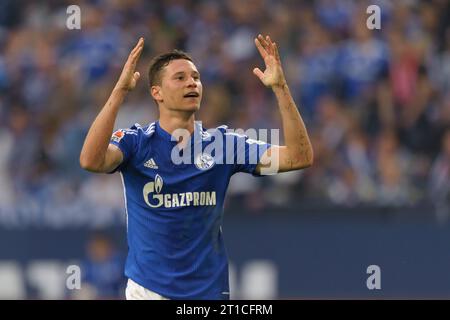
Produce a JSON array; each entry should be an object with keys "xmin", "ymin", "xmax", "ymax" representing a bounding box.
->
[
  {"xmin": 108, "ymin": 127, "xmax": 138, "ymax": 172},
  {"xmin": 225, "ymin": 131, "xmax": 271, "ymax": 176}
]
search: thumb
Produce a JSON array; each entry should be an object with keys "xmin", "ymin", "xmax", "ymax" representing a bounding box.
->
[
  {"xmin": 133, "ymin": 71, "xmax": 140, "ymax": 81},
  {"xmin": 253, "ymin": 68, "xmax": 264, "ymax": 81}
]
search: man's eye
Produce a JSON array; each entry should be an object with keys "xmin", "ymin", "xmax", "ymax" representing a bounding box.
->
[{"xmin": 177, "ymin": 76, "xmax": 184, "ymax": 80}]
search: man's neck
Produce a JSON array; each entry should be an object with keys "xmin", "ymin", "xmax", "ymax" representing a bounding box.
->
[{"xmin": 158, "ymin": 109, "xmax": 196, "ymax": 135}]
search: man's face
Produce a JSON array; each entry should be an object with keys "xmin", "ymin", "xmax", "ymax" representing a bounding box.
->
[{"xmin": 152, "ymin": 59, "xmax": 203, "ymax": 112}]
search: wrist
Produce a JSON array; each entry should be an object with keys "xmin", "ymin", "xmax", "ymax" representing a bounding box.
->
[
  {"xmin": 110, "ymin": 87, "xmax": 129, "ymax": 105},
  {"xmin": 271, "ymin": 81, "xmax": 288, "ymax": 91},
  {"xmin": 112, "ymin": 86, "xmax": 129, "ymax": 96}
]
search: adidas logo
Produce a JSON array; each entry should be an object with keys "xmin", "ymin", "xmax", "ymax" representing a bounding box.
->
[{"xmin": 144, "ymin": 158, "xmax": 158, "ymax": 169}]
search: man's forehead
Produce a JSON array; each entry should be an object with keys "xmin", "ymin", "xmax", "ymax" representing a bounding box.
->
[{"xmin": 165, "ymin": 59, "xmax": 199, "ymax": 74}]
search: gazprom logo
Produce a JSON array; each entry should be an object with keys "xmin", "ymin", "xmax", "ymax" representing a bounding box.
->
[
  {"xmin": 143, "ymin": 174, "xmax": 164, "ymax": 208},
  {"xmin": 154, "ymin": 174, "xmax": 163, "ymax": 193},
  {"xmin": 143, "ymin": 174, "xmax": 216, "ymax": 208}
]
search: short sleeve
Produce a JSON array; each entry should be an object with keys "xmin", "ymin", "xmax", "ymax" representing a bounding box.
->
[
  {"xmin": 108, "ymin": 128, "xmax": 138, "ymax": 173},
  {"xmin": 225, "ymin": 132, "xmax": 271, "ymax": 176}
]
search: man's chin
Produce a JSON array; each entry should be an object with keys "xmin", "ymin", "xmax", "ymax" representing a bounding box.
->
[
  {"xmin": 164, "ymin": 103, "xmax": 200, "ymax": 113},
  {"xmin": 180, "ymin": 103, "xmax": 200, "ymax": 112}
]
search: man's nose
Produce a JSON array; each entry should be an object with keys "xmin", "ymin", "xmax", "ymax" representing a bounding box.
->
[{"xmin": 187, "ymin": 77, "xmax": 197, "ymax": 87}]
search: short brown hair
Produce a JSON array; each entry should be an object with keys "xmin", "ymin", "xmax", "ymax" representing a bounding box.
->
[{"xmin": 148, "ymin": 49, "xmax": 193, "ymax": 87}]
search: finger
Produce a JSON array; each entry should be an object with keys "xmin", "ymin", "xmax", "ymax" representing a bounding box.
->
[
  {"xmin": 254, "ymin": 38, "xmax": 268, "ymax": 59},
  {"xmin": 259, "ymin": 34, "xmax": 268, "ymax": 45},
  {"xmin": 258, "ymin": 34, "xmax": 269, "ymax": 50},
  {"xmin": 273, "ymin": 42, "xmax": 281, "ymax": 62},
  {"xmin": 134, "ymin": 37, "xmax": 144, "ymax": 51},
  {"xmin": 266, "ymin": 35, "xmax": 274, "ymax": 55},
  {"xmin": 130, "ymin": 39, "xmax": 144, "ymax": 65},
  {"xmin": 129, "ymin": 38, "xmax": 141, "ymax": 57},
  {"xmin": 260, "ymin": 34, "xmax": 273, "ymax": 56},
  {"xmin": 133, "ymin": 71, "xmax": 140, "ymax": 81},
  {"xmin": 129, "ymin": 37, "xmax": 144, "ymax": 60},
  {"xmin": 253, "ymin": 67, "xmax": 264, "ymax": 81},
  {"xmin": 133, "ymin": 38, "xmax": 144, "ymax": 56},
  {"xmin": 132, "ymin": 41, "xmax": 144, "ymax": 62}
]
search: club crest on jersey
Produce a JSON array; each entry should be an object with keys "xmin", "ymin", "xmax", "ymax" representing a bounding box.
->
[
  {"xmin": 195, "ymin": 153, "xmax": 215, "ymax": 171},
  {"xmin": 111, "ymin": 130, "xmax": 125, "ymax": 142}
]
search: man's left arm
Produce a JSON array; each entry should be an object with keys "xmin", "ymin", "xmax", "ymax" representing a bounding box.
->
[{"xmin": 253, "ymin": 34, "xmax": 313, "ymax": 174}]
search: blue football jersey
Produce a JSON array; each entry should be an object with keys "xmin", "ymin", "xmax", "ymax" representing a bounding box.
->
[{"xmin": 109, "ymin": 121, "xmax": 270, "ymax": 299}]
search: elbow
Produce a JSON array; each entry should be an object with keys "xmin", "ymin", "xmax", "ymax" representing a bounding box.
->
[
  {"xmin": 302, "ymin": 159, "xmax": 313, "ymax": 169},
  {"xmin": 304, "ymin": 155, "xmax": 314, "ymax": 168},
  {"xmin": 300, "ymin": 153, "xmax": 314, "ymax": 169},
  {"xmin": 79, "ymin": 155, "xmax": 92, "ymax": 171},
  {"xmin": 305, "ymin": 147, "xmax": 314, "ymax": 167},
  {"xmin": 79, "ymin": 153, "xmax": 99, "ymax": 172},
  {"xmin": 293, "ymin": 147, "xmax": 314, "ymax": 170}
]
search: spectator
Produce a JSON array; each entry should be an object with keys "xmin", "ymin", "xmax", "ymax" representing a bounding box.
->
[
  {"xmin": 73, "ymin": 233, "xmax": 125, "ymax": 299},
  {"xmin": 0, "ymin": 0, "xmax": 448, "ymax": 226},
  {"xmin": 428, "ymin": 128, "xmax": 450, "ymax": 222}
]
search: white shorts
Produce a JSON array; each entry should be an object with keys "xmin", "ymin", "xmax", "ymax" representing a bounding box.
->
[{"xmin": 125, "ymin": 278, "xmax": 169, "ymax": 300}]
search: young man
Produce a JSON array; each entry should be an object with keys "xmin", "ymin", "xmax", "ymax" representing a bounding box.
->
[{"xmin": 79, "ymin": 35, "xmax": 313, "ymax": 300}]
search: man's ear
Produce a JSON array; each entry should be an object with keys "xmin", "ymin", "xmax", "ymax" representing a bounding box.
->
[{"xmin": 150, "ymin": 85, "xmax": 163, "ymax": 103}]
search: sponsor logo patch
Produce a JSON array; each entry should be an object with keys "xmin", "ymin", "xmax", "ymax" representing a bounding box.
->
[{"xmin": 111, "ymin": 130, "xmax": 125, "ymax": 142}]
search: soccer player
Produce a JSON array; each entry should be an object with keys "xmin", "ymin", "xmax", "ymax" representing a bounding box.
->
[{"xmin": 79, "ymin": 35, "xmax": 313, "ymax": 300}]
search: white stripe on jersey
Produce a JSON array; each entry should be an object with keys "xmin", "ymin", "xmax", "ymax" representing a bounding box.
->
[
  {"xmin": 145, "ymin": 122, "xmax": 156, "ymax": 134},
  {"xmin": 122, "ymin": 130, "xmax": 138, "ymax": 135},
  {"xmin": 119, "ymin": 172, "xmax": 129, "ymax": 232}
]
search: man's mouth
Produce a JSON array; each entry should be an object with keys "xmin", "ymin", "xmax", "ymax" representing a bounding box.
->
[{"xmin": 183, "ymin": 92, "xmax": 199, "ymax": 98}]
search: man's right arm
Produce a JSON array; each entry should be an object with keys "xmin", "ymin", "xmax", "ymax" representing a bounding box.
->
[
  {"xmin": 79, "ymin": 38, "xmax": 144, "ymax": 173},
  {"xmin": 79, "ymin": 88, "xmax": 127, "ymax": 173}
]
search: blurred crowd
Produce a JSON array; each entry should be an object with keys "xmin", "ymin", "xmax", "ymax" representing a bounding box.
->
[{"xmin": 0, "ymin": 0, "xmax": 449, "ymax": 227}]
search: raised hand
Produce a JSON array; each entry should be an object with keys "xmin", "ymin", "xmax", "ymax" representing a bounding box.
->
[
  {"xmin": 253, "ymin": 34, "xmax": 286, "ymax": 88},
  {"xmin": 115, "ymin": 37, "xmax": 144, "ymax": 92}
]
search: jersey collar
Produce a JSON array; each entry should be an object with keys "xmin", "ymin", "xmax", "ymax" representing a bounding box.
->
[{"xmin": 155, "ymin": 121, "xmax": 205, "ymax": 145}]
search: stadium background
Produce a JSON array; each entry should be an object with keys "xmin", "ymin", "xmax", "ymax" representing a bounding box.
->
[{"xmin": 0, "ymin": 0, "xmax": 450, "ymax": 299}]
